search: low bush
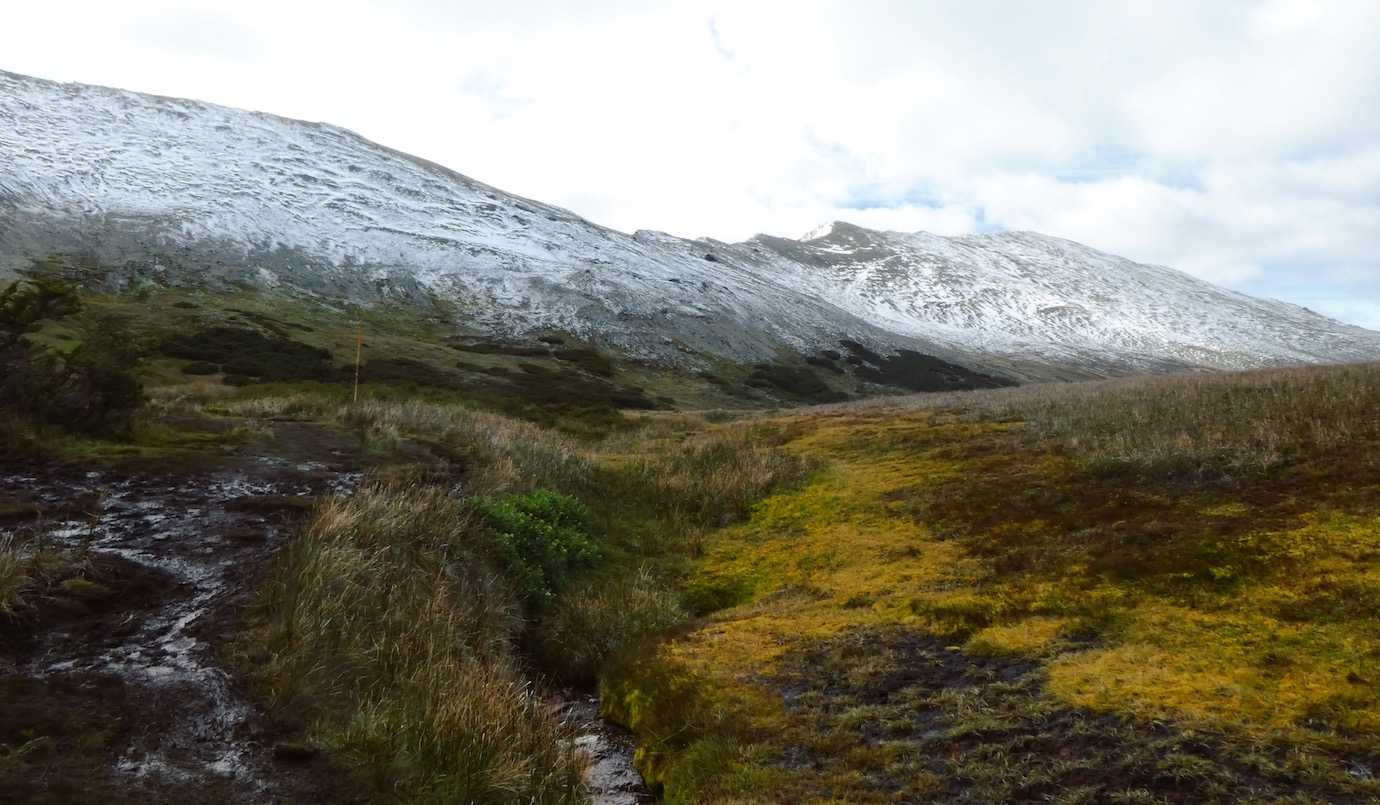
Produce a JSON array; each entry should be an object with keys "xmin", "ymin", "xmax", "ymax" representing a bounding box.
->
[
  {"xmin": 161, "ymin": 325, "xmax": 336, "ymax": 382},
  {"xmin": 0, "ymin": 280, "xmax": 144, "ymax": 439},
  {"xmin": 476, "ymin": 489, "xmax": 602, "ymax": 610}
]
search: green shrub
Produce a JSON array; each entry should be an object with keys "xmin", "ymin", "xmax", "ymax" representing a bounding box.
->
[
  {"xmin": 0, "ymin": 283, "xmax": 144, "ymax": 439},
  {"xmin": 476, "ymin": 490, "xmax": 602, "ymax": 609},
  {"xmin": 0, "ymin": 277, "xmax": 81, "ymax": 347},
  {"xmin": 161, "ymin": 326, "xmax": 335, "ymax": 381}
]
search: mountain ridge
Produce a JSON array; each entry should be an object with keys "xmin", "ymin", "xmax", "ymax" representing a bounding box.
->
[{"xmin": 3, "ymin": 68, "xmax": 1378, "ymax": 381}]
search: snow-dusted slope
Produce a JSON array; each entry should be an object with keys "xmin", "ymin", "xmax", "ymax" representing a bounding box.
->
[
  {"xmin": 0, "ymin": 70, "xmax": 972, "ymax": 370},
  {"xmin": 3, "ymin": 69, "xmax": 1378, "ymax": 377},
  {"xmin": 741, "ymin": 222, "xmax": 1380, "ymax": 372}
]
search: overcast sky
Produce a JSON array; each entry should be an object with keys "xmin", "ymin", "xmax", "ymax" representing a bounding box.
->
[{"xmin": 7, "ymin": 1, "xmax": 1380, "ymax": 327}]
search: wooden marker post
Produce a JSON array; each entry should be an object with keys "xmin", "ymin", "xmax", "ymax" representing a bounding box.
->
[{"xmin": 352, "ymin": 325, "xmax": 363, "ymax": 404}]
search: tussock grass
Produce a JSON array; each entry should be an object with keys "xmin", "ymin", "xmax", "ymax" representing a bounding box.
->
[
  {"xmin": 0, "ymin": 532, "xmax": 85, "ymax": 619},
  {"xmin": 538, "ymin": 565, "xmax": 686, "ymax": 684},
  {"xmin": 0, "ymin": 418, "xmax": 49, "ymax": 461},
  {"xmin": 202, "ymin": 390, "xmax": 334, "ymax": 420},
  {"xmin": 143, "ymin": 382, "xmax": 239, "ymax": 416},
  {"xmin": 257, "ymin": 483, "xmax": 585, "ymax": 803},
  {"xmin": 616, "ymin": 423, "xmax": 814, "ymax": 528},
  {"xmin": 835, "ymin": 361, "xmax": 1380, "ymax": 480},
  {"xmin": 341, "ymin": 399, "xmax": 593, "ymax": 495}
]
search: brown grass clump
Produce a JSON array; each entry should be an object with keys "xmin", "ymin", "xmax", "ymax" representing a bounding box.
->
[
  {"xmin": 256, "ymin": 483, "xmax": 585, "ymax": 804},
  {"xmin": 537, "ymin": 565, "xmax": 686, "ymax": 684}
]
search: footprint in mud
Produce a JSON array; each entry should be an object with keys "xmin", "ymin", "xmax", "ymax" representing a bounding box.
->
[{"xmin": 0, "ymin": 456, "xmax": 361, "ymax": 804}]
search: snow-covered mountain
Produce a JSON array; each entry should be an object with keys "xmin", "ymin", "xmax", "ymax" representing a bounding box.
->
[
  {"xmin": 3, "ymin": 69, "xmax": 1378, "ymax": 379},
  {"xmin": 743, "ymin": 222, "xmax": 1380, "ymax": 373}
]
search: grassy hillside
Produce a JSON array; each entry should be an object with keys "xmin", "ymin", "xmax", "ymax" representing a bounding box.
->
[{"xmin": 4, "ymin": 272, "xmax": 1378, "ymax": 802}]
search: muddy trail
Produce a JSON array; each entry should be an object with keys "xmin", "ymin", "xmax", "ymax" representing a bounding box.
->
[{"xmin": 0, "ymin": 424, "xmax": 649, "ymax": 804}]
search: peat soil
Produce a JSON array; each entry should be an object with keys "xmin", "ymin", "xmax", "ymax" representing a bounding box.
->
[{"xmin": 0, "ymin": 422, "xmax": 650, "ymax": 803}]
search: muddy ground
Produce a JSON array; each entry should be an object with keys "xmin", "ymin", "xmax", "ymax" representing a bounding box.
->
[{"xmin": 0, "ymin": 423, "xmax": 648, "ymax": 804}]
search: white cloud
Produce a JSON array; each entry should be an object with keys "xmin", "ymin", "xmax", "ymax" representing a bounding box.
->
[{"xmin": 4, "ymin": 0, "xmax": 1379, "ymax": 326}]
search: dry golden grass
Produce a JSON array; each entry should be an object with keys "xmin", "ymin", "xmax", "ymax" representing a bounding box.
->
[
  {"xmin": 832, "ymin": 361, "xmax": 1380, "ymax": 480},
  {"xmin": 340, "ymin": 399, "xmax": 593, "ymax": 495}
]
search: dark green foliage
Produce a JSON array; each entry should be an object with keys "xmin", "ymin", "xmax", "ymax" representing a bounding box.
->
[
  {"xmin": 839, "ymin": 340, "xmax": 1012, "ymax": 392},
  {"xmin": 0, "ymin": 282, "xmax": 143, "ymax": 439},
  {"xmin": 362, "ymin": 356, "xmax": 463, "ymax": 389},
  {"xmin": 804, "ymin": 354, "xmax": 843, "ymax": 374},
  {"xmin": 161, "ymin": 326, "xmax": 335, "ymax": 382},
  {"xmin": 0, "ymin": 277, "xmax": 82, "ymax": 347},
  {"xmin": 180, "ymin": 361, "xmax": 221, "ymax": 375},
  {"xmin": 476, "ymin": 490, "xmax": 602, "ymax": 609},
  {"xmin": 552, "ymin": 347, "xmax": 615, "ymax": 377},
  {"xmin": 452, "ymin": 340, "xmax": 551, "ymax": 357},
  {"xmin": 226, "ymin": 307, "xmax": 314, "ymax": 334},
  {"xmin": 459, "ymin": 360, "xmax": 660, "ymax": 427},
  {"xmin": 837, "ymin": 338, "xmax": 885, "ymax": 365},
  {"xmin": 747, "ymin": 363, "xmax": 847, "ymax": 403},
  {"xmin": 52, "ymin": 315, "xmax": 145, "ymax": 436}
]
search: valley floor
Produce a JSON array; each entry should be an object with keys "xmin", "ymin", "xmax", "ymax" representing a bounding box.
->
[{"xmin": 3, "ymin": 352, "xmax": 1379, "ymax": 803}]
